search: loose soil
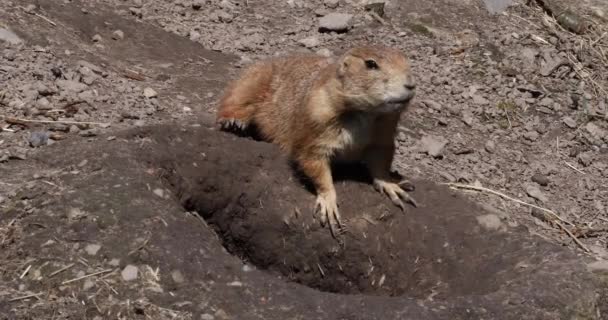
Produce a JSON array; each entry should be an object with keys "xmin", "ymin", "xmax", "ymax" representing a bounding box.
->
[{"xmin": 2, "ymin": 0, "xmax": 608, "ymax": 319}]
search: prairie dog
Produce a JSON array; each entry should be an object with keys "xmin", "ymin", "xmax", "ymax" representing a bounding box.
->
[{"xmin": 216, "ymin": 45, "xmax": 417, "ymax": 237}]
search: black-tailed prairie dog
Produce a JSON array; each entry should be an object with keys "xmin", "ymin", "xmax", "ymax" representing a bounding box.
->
[{"xmin": 216, "ymin": 45, "xmax": 418, "ymax": 237}]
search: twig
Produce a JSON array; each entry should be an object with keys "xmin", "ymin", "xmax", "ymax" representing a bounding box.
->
[
  {"xmin": 61, "ymin": 269, "xmax": 113, "ymax": 285},
  {"xmin": 128, "ymin": 235, "xmax": 151, "ymax": 256},
  {"xmin": 564, "ymin": 161, "xmax": 585, "ymax": 174},
  {"xmin": 444, "ymin": 183, "xmax": 590, "ymax": 252},
  {"xmin": 3, "ymin": 117, "xmax": 110, "ymax": 127},
  {"xmin": 49, "ymin": 263, "xmax": 75, "ymax": 277},
  {"xmin": 317, "ymin": 263, "xmax": 325, "ymax": 278},
  {"xmin": 20, "ymin": 265, "xmax": 32, "ymax": 279},
  {"xmin": 444, "ymin": 183, "xmax": 574, "ymax": 226},
  {"xmin": 9, "ymin": 293, "xmax": 42, "ymax": 302},
  {"xmin": 19, "ymin": 6, "xmax": 57, "ymax": 26}
]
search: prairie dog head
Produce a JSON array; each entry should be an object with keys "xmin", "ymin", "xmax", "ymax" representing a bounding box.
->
[{"xmin": 337, "ymin": 46, "xmax": 416, "ymax": 113}]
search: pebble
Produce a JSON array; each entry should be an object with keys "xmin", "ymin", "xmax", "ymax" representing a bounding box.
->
[
  {"xmin": 171, "ymin": 270, "xmax": 185, "ymax": 283},
  {"xmin": 476, "ymin": 214, "xmax": 503, "ymax": 231},
  {"xmin": 318, "ymin": 13, "xmax": 353, "ymax": 32},
  {"xmin": 484, "ymin": 140, "xmax": 495, "ymax": 153},
  {"xmin": 200, "ymin": 315, "xmax": 214, "ymax": 320},
  {"xmin": 29, "ymin": 131, "xmax": 50, "ymax": 148},
  {"xmin": 79, "ymin": 129, "xmax": 100, "ymax": 137},
  {"xmin": 587, "ymin": 260, "xmax": 608, "ymax": 273},
  {"xmin": 316, "ymin": 48, "xmax": 333, "ymax": 57},
  {"xmin": 525, "ymin": 184, "xmax": 548, "ymax": 203},
  {"xmin": 298, "ymin": 36, "xmax": 320, "ymax": 48},
  {"xmin": 109, "ymin": 258, "xmax": 120, "ymax": 267},
  {"xmin": 0, "ymin": 27, "xmax": 24, "ymax": 45},
  {"xmin": 83, "ymin": 279, "xmax": 95, "ymax": 290},
  {"xmin": 92, "ymin": 34, "xmax": 102, "ymax": 42},
  {"xmin": 112, "ymin": 30, "xmax": 125, "ymax": 40},
  {"xmin": 532, "ymin": 174, "xmax": 549, "ymax": 186},
  {"xmin": 56, "ymin": 79, "xmax": 88, "ymax": 93},
  {"xmin": 85, "ymin": 243, "xmax": 101, "ymax": 256},
  {"xmin": 562, "ymin": 116, "xmax": 577, "ymax": 129},
  {"xmin": 523, "ymin": 131, "xmax": 539, "ymax": 141},
  {"xmin": 324, "ymin": 0, "xmax": 339, "ymax": 8},
  {"xmin": 121, "ymin": 265, "xmax": 139, "ymax": 281},
  {"xmin": 143, "ymin": 87, "xmax": 158, "ymax": 98},
  {"xmin": 192, "ymin": 0, "xmax": 204, "ymax": 10},
  {"xmin": 420, "ymin": 135, "xmax": 448, "ymax": 158}
]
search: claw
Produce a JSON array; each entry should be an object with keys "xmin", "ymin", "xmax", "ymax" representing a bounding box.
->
[
  {"xmin": 314, "ymin": 193, "xmax": 343, "ymax": 239},
  {"xmin": 374, "ymin": 179, "xmax": 418, "ymax": 211}
]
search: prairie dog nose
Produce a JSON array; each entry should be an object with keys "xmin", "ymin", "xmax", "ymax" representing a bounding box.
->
[{"xmin": 404, "ymin": 75, "xmax": 416, "ymax": 90}]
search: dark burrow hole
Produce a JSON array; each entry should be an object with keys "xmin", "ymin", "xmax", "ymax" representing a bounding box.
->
[{"xmin": 159, "ymin": 148, "xmax": 529, "ymax": 300}]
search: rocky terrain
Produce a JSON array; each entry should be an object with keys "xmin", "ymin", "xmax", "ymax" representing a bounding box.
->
[{"xmin": 2, "ymin": 0, "xmax": 608, "ymax": 319}]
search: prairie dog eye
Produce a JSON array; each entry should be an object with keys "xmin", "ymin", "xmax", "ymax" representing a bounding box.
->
[{"xmin": 364, "ymin": 59, "xmax": 379, "ymax": 70}]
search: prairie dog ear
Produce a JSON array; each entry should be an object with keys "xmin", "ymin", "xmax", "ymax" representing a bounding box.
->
[{"xmin": 338, "ymin": 55, "xmax": 356, "ymax": 77}]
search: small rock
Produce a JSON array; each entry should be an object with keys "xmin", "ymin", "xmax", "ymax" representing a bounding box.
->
[
  {"xmin": 523, "ymin": 131, "xmax": 539, "ymax": 141},
  {"xmin": 134, "ymin": 120, "xmax": 146, "ymax": 127},
  {"xmin": 587, "ymin": 260, "xmax": 608, "ymax": 273},
  {"xmin": 92, "ymin": 34, "xmax": 102, "ymax": 42},
  {"xmin": 29, "ymin": 131, "xmax": 50, "ymax": 148},
  {"xmin": 112, "ymin": 30, "xmax": 124, "ymax": 40},
  {"xmin": 525, "ymin": 184, "xmax": 548, "ymax": 203},
  {"xmin": 420, "ymin": 135, "xmax": 448, "ymax": 158},
  {"xmin": 227, "ymin": 281, "xmax": 243, "ymax": 287},
  {"xmin": 79, "ymin": 129, "xmax": 100, "ymax": 137},
  {"xmin": 318, "ymin": 13, "xmax": 353, "ymax": 33},
  {"xmin": 298, "ymin": 36, "xmax": 320, "ymax": 48},
  {"xmin": 472, "ymin": 94, "xmax": 489, "ymax": 105},
  {"xmin": 153, "ymin": 188, "xmax": 165, "ymax": 198},
  {"xmin": 56, "ymin": 79, "xmax": 88, "ymax": 93},
  {"xmin": 121, "ymin": 265, "xmax": 138, "ymax": 281},
  {"xmin": 109, "ymin": 258, "xmax": 120, "ymax": 267},
  {"xmin": 484, "ymin": 140, "xmax": 495, "ymax": 153},
  {"xmin": 476, "ymin": 214, "xmax": 503, "ymax": 231},
  {"xmin": 85, "ymin": 244, "xmax": 101, "ymax": 256},
  {"xmin": 171, "ymin": 270, "xmax": 185, "ymax": 283},
  {"xmin": 192, "ymin": 0, "xmax": 204, "ymax": 10},
  {"xmin": 24, "ymin": 4, "xmax": 36, "ymax": 13},
  {"xmin": 83, "ymin": 279, "xmax": 95, "ymax": 290},
  {"xmin": 200, "ymin": 314, "xmax": 214, "ymax": 320},
  {"xmin": 0, "ymin": 27, "xmax": 24, "ymax": 45},
  {"xmin": 324, "ymin": 0, "xmax": 339, "ymax": 8},
  {"xmin": 143, "ymin": 87, "xmax": 157, "ymax": 98},
  {"xmin": 189, "ymin": 30, "xmax": 201, "ymax": 41},
  {"xmin": 9, "ymin": 147, "xmax": 28, "ymax": 160},
  {"xmin": 316, "ymin": 48, "xmax": 333, "ymax": 57},
  {"xmin": 562, "ymin": 116, "xmax": 577, "ymax": 129},
  {"xmin": 531, "ymin": 174, "xmax": 549, "ymax": 186},
  {"xmin": 68, "ymin": 208, "xmax": 87, "ymax": 220},
  {"xmin": 461, "ymin": 112, "xmax": 474, "ymax": 126},
  {"xmin": 422, "ymin": 99, "xmax": 441, "ymax": 111}
]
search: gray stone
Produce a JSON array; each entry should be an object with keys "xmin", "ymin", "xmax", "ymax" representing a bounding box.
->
[
  {"xmin": 112, "ymin": 30, "xmax": 125, "ymax": 40},
  {"xmin": 484, "ymin": 140, "xmax": 496, "ymax": 153},
  {"xmin": 121, "ymin": 265, "xmax": 138, "ymax": 281},
  {"xmin": 420, "ymin": 135, "xmax": 448, "ymax": 158},
  {"xmin": 171, "ymin": 270, "xmax": 185, "ymax": 283},
  {"xmin": 531, "ymin": 174, "xmax": 549, "ymax": 187},
  {"xmin": 298, "ymin": 36, "xmax": 320, "ymax": 48},
  {"xmin": 562, "ymin": 116, "xmax": 577, "ymax": 129},
  {"xmin": 56, "ymin": 79, "xmax": 88, "ymax": 93},
  {"xmin": 143, "ymin": 87, "xmax": 158, "ymax": 98},
  {"xmin": 324, "ymin": 0, "xmax": 339, "ymax": 8},
  {"xmin": 476, "ymin": 214, "xmax": 503, "ymax": 231},
  {"xmin": 525, "ymin": 184, "xmax": 548, "ymax": 203},
  {"xmin": 29, "ymin": 131, "xmax": 50, "ymax": 148},
  {"xmin": 0, "ymin": 27, "xmax": 23, "ymax": 45},
  {"xmin": 318, "ymin": 13, "xmax": 353, "ymax": 32},
  {"xmin": 85, "ymin": 244, "xmax": 101, "ymax": 256}
]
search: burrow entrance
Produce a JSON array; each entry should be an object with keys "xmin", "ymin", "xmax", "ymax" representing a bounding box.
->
[{"xmin": 150, "ymin": 127, "xmax": 555, "ymax": 300}]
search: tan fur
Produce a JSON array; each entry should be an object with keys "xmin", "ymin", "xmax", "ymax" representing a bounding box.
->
[{"xmin": 216, "ymin": 45, "xmax": 418, "ymax": 237}]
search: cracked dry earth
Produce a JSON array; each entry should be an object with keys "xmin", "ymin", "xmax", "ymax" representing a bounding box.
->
[{"xmin": 2, "ymin": 0, "xmax": 608, "ymax": 319}]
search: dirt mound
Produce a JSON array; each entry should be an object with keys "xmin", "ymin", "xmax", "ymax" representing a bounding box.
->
[{"xmin": 1, "ymin": 124, "xmax": 600, "ymax": 319}]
